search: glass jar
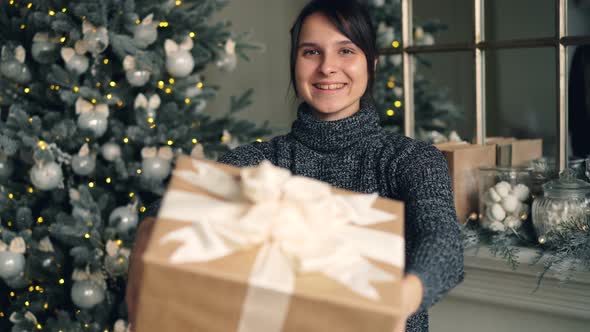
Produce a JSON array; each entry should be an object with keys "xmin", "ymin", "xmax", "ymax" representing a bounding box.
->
[
  {"xmin": 531, "ymin": 169, "xmax": 590, "ymax": 244},
  {"xmin": 478, "ymin": 166, "xmax": 533, "ymax": 232}
]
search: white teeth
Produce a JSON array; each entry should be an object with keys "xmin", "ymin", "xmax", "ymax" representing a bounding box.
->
[{"xmin": 315, "ymin": 83, "xmax": 345, "ymax": 90}]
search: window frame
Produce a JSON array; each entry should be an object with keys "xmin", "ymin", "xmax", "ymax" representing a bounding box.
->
[{"xmin": 380, "ymin": 0, "xmax": 590, "ymax": 171}]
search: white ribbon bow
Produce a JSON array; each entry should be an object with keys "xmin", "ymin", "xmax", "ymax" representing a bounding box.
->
[
  {"xmin": 164, "ymin": 37, "xmax": 193, "ymax": 55},
  {"xmin": 134, "ymin": 93, "xmax": 161, "ymax": 111},
  {"xmin": 0, "ymin": 237, "xmax": 26, "ymax": 254},
  {"xmin": 159, "ymin": 160, "xmax": 404, "ymax": 300},
  {"xmin": 75, "ymin": 97, "xmax": 109, "ymax": 117}
]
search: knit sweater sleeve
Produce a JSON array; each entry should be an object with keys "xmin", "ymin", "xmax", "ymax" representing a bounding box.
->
[
  {"xmin": 217, "ymin": 142, "xmax": 269, "ymax": 167},
  {"xmin": 393, "ymin": 142, "xmax": 464, "ymax": 312}
]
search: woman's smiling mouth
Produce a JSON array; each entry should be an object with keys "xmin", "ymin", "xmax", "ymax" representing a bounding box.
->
[{"xmin": 313, "ymin": 83, "xmax": 347, "ymax": 91}]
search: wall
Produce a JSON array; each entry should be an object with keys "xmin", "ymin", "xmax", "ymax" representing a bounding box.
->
[{"xmin": 202, "ymin": 0, "xmax": 308, "ymax": 137}]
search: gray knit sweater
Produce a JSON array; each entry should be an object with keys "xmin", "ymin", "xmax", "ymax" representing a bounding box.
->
[{"xmin": 218, "ymin": 100, "xmax": 464, "ymax": 332}]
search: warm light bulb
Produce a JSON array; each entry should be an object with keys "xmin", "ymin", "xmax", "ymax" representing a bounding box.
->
[
  {"xmin": 123, "ymin": 137, "xmax": 129, "ymax": 143},
  {"xmin": 136, "ymin": 169, "xmax": 142, "ymax": 174},
  {"xmin": 139, "ymin": 206, "xmax": 146, "ymax": 213},
  {"xmin": 24, "ymin": 87, "xmax": 30, "ymax": 93},
  {"xmin": 60, "ymin": 36, "xmax": 66, "ymax": 43},
  {"xmin": 73, "ymin": 86, "xmax": 79, "ymax": 92},
  {"xmin": 59, "ymin": 279, "xmax": 65, "ymax": 284},
  {"xmin": 189, "ymin": 32, "xmax": 196, "ymax": 38},
  {"xmin": 106, "ymin": 177, "xmax": 111, "ymax": 183},
  {"xmin": 387, "ymin": 81, "xmax": 395, "ymax": 88},
  {"xmin": 197, "ymin": 82, "xmax": 204, "ymax": 88},
  {"xmin": 129, "ymin": 192, "xmax": 135, "ymax": 198},
  {"xmin": 394, "ymin": 101, "xmax": 402, "ymax": 108},
  {"xmin": 192, "ymin": 138, "xmax": 198, "ymax": 144},
  {"xmin": 167, "ymin": 140, "xmax": 174, "ymax": 146},
  {"xmin": 184, "ymin": 98, "xmax": 191, "ymax": 104},
  {"xmin": 106, "ymin": 94, "xmax": 112, "ymax": 100},
  {"xmin": 109, "ymin": 81, "xmax": 117, "ymax": 87},
  {"xmin": 20, "ymin": 24, "xmax": 26, "ymax": 30},
  {"xmin": 49, "ymin": 10, "xmax": 56, "ymax": 16},
  {"xmin": 168, "ymin": 78, "xmax": 175, "ymax": 84},
  {"xmin": 84, "ymin": 233, "xmax": 91, "ymax": 239},
  {"xmin": 88, "ymin": 182, "xmax": 95, "ymax": 188},
  {"xmin": 387, "ymin": 109, "xmax": 395, "ymax": 116},
  {"xmin": 392, "ymin": 41, "xmax": 400, "ymax": 48},
  {"xmin": 37, "ymin": 217, "xmax": 44, "ymax": 223},
  {"xmin": 165, "ymin": 88, "xmax": 172, "ymax": 94}
]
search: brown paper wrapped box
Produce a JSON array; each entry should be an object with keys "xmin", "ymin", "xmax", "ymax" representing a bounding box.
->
[
  {"xmin": 434, "ymin": 143, "xmax": 496, "ymax": 223},
  {"xmin": 485, "ymin": 137, "xmax": 543, "ymax": 166},
  {"xmin": 134, "ymin": 156, "xmax": 405, "ymax": 332}
]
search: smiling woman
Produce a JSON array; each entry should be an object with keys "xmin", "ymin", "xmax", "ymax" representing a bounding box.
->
[
  {"xmin": 291, "ymin": 5, "xmax": 377, "ymax": 121},
  {"xmin": 130, "ymin": 1, "xmax": 464, "ymax": 332}
]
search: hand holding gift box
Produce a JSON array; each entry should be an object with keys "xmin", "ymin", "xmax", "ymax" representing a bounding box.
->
[{"xmin": 131, "ymin": 156, "xmax": 406, "ymax": 332}]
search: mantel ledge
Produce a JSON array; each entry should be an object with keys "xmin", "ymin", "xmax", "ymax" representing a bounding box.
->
[{"xmin": 445, "ymin": 246, "xmax": 590, "ymax": 320}]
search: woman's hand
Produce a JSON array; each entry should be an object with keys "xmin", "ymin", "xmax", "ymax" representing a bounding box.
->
[
  {"xmin": 392, "ymin": 274, "xmax": 424, "ymax": 332},
  {"xmin": 126, "ymin": 217, "xmax": 156, "ymax": 329}
]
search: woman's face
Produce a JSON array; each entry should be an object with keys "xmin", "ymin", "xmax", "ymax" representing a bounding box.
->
[{"xmin": 295, "ymin": 13, "xmax": 369, "ymax": 121}]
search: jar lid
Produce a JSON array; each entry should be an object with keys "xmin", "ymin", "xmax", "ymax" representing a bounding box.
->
[{"xmin": 543, "ymin": 168, "xmax": 590, "ymax": 197}]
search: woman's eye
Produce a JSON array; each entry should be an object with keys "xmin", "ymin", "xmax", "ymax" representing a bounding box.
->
[
  {"xmin": 302, "ymin": 49, "xmax": 319, "ymax": 56},
  {"xmin": 341, "ymin": 48, "xmax": 354, "ymax": 54}
]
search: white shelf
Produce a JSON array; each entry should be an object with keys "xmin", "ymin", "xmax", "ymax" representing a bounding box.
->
[{"xmin": 446, "ymin": 246, "xmax": 590, "ymax": 320}]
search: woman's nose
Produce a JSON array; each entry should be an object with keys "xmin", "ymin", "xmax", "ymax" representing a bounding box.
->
[{"xmin": 319, "ymin": 54, "xmax": 338, "ymax": 75}]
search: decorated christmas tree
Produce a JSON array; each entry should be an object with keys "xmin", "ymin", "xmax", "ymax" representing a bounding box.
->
[
  {"xmin": 0, "ymin": 0, "xmax": 269, "ymax": 330},
  {"xmin": 367, "ymin": 0, "xmax": 462, "ymax": 142}
]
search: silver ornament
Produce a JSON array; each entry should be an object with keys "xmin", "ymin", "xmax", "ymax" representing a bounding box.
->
[
  {"xmin": 77, "ymin": 112, "xmax": 108, "ymax": 137},
  {"xmin": 0, "ymin": 59, "xmax": 31, "ymax": 84},
  {"xmin": 65, "ymin": 54, "xmax": 89, "ymax": 75},
  {"xmin": 142, "ymin": 157, "xmax": 171, "ymax": 181},
  {"xmin": 31, "ymin": 41, "xmax": 58, "ymax": 64},
  {"xmin": 30, "ymin": 161, "xmax": 63, "ymax": 191},
  {"xmin": 71, "ymin": 280, "xmax": 105, "ymax": 309},
  {"xmin": 166, "ymin": 50, "xmax": 195, "ymax": 78},
  {"xmin": 0, "ymin": 157, "xmax": 14, "ymax": 179},
  {"xmin": 109, "ymin": 205, "xmax": 139, "ymax": 234},
  {"xmin": 105, "ymin": 254, "xmax": 129, "ymax": 277},
  {"xmin": 83, "ymin": 29, "xmax": 109, "ymax": 54},
  {"xmin": 126, "ymin": 69, "xmax": 151, "ymax": 87},
  {"xmin": 0, "ymin": 251, "xmax": 25, "ymax": 280},
  {"xmin": 134, "ymin": 25, "xmax": 158, "ymax": 46},
  {"xmin": 216, "ymin": 52, "xmax": 237, "ymax": 72},
  {"xmin": 71, "ymin": 155, "xmax": 96, "ymax": 176},
  {"xmin": 101, "ymin": 143, "xmax": 121, "ymax": 161},
  {"xmin": 4, "ymin": 274, "xmax": 27, "ymax": 289}
]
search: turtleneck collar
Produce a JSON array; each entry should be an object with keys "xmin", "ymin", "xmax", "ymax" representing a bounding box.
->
[{"xmin": 290, "ymin": 99, "xmax": 382, "ymax": 153}]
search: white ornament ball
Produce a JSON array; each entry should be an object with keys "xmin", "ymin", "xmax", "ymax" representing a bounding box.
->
[
  {"xmin": 84, "ymin": 29, "xmax": 109, "ymax": 54},
  {"xmin": 216, "ymin": 52, "xmax": 237, "ymax": 72},
  {"xmin": 32, "ymin": 41, "xmax": 59, "ymax": 64},
  {"xmin": 142, "ymin": 157, "xmax": 171, "ymax": 181},
  {"xmin": 0, "ymin": 251, "xmax": 25, "ymax": 280},
  {"xmin": 504, "ymin": 216, "xmax": 522, "ymax": 230},
  {"xmin": 101, "ymin": 143, "xmax": 121, "ymax": 161},
  {"xmin": 109, "ymin": 206, "xmax": 139, "ymax": 234},
  {"xmin": 77, "ymin": 112, "xmax": 108, "ymax": 137},
  {"xmin": 494, "ymin": 181, "xmax": 511, "ymax": 198},
  {"xmin": 512, "ymin": 184, "xmax": 530, "ymax": 202},
  {"xmin": 490, "ymin": 203, "xmax": 506, "ymax": 221},
  {"xmin": 65, "ymin": 54, "xmax": 89, "ymax": 75},
  {"xmin": 390, "ymin": 54, "xmax": 402, "ymax": 67},
  {"xmin": 126, "ymin": 69, "xmax": 151, "ymax": 87},
  {"xmin": 134, "ymin": 25, "xmax": 158, "ymax": 46},
  {"xmin": 0, "ymin": 59, "xmax": 31, "ymax": 84},
  {"xmin": 71, "ymin": 155, "xmax": 96, "ymax": 176},
  {"xmin": 501, "ymin": 194, "xmax": 519, "ymax": 213},
  {"xmin": 166, "ymin": 50, "xmax": 195, "ymax": 77},
  {"xmin": 30, "ymin": 161, "xmax": 63, "ymax": 190},
  {"xmin": 71, "ymin": 280, "xmax": 105, "ymax": 309},
  {"xmin": 0, "ymin": 157, "xmax": 14, "ymax": 179}
]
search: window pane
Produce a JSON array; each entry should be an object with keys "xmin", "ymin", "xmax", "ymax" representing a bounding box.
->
[
  {"xmin": 485, "ymin": 0, "xmax": 555, "ymax": 41},
  {"xmin": 568, "ymin": 45, "xmax": 590, "ymax": 160},
  {"xmin": 414, "ymin": 52, "xmax": 475, "ymax": 142},
  {"xmin": 568, "ymin": 1, "xmax": 590, "ymax": 38},
  {"xmin": 486, "ymin": 48, "xmax": 555, "ymax": 158},
  {"xmin": 414, "ymin": 0, "xmax": 474, "ymax": 44}
]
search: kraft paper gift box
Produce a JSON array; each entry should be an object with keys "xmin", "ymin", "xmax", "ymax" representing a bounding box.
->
[
  {"xmin": 434, "ymin": 142, "xmax": 496, "ymax": 223},
  {"xmin": 134, "ymin": 156, "xmax": 405, "ymax": 332},
  {"xmin": 485, "ymin": 137, "xmax": 543, "ymax": 166}
]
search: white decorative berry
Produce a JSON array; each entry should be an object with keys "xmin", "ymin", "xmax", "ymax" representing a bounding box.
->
[
  {"xmin": 490, "ymin": 203, "xmax": 506, "ymax": 221},
  {"xmin": 501, "ymin": 194, "xmax": 519, "ymax": 213},
  {"xmin": 494, "ymin": 181, "xmax": 511, "ymax": 198},
  {"xmin": 512, "ymin": 184, "xmax": 530, "ymax": 202}
]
